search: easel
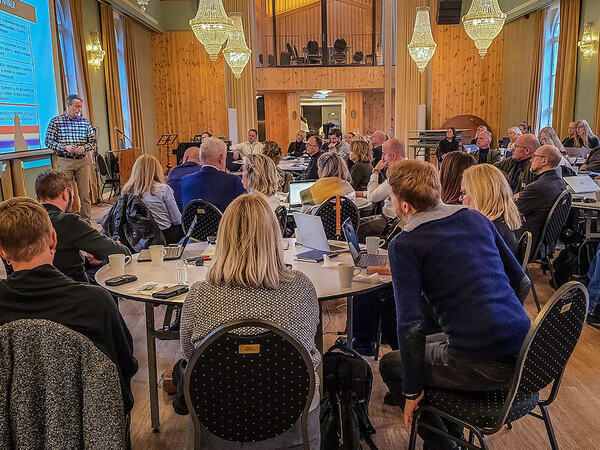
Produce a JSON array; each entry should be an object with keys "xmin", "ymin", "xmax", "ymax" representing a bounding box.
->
[{"xmin": 157, "ymin": 134, "xmax": 178, "ymax": 174}]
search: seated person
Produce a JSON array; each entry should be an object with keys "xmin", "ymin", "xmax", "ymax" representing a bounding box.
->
[
  {"xmin": 562, "ymin": 122, "xmax": 576, "ymax": 146},
  {"xmin": 242, "ymin": 154, "xmax": 281, "ymax": 210},
  {"xmin": 323, "ymin": 128, "xmax": 350, "ymax": 162},
  {"xmin": 349, "ymin": 139, "xmax": 373, "ymax": 191},
  {"xmin": 580, "ymin": 146, "xmax": 600, "ymax": 173},
  {"xmin": 439, "ymin": 151, "xmax": 476, "ymax": 205},
  {"xmin": 300, "ymin": 152, "xmax": 355, "ymax": 214},
  {"xmin": 287, "ymin": 130, "xmax": 307, "ymax": 157},
  {"xmin": 370, "ymin": 130, "xmax": 387, "ymax": 167},
  {"xmin": 180, "ymin": 193, "xmax": 320, "ymax": 449},
  {"xmin": 436, "ymin": 127, "xmax": 459, "ymax": 162},
  {"xmin": 35, "ymin": 169, "xmax": 130, "ymax": 283},
  {"xmin": 495, "ymin": 134, "xmax": 540, "ymax": 193},
  {"xmin": 181, "ymin": 137, "xmax": 246, "ymax": 212},
  {"xmin": 470, "ymin": 125, "xmax": 487, "ymax": 144},
  {"xmin": 263, "ymin": 140, "xmax": 293, "ymax": 193},
  {"xmin": 167, "ymin": 146, "xmax": 202, "ymax": 211},
  {"xmin": 506, "ymin": 126, "xmax": 522, "ymax": 150},
  {"xmin": 122, "ymin": 154, "xmax": 183, "ymax": 244},
  {"xmin": 470, "ymin": 130, "xmax": 501, "ymax": 164},
  {"xmin": 0, "ymin": 198, "xmax": 138, "ymax": 415},
  {"xmin": 379, "ymin": 160, "xmax": 531, "ymax": 450},
  {"xmin": 563, "ymin": 119, "xmax": 600, "ymax": 149},
  {"xmin": 302, "ymin": 135, "xmax": 325, "ymax": 180},
  {"xmin": 461, "ymin": 164, "xmax": 522, "ymax": 254},
  {"xmin": 518, "ymin": 122, "xmax": 531, "ymax": 134},
  {"xmin": 231, "ymin": 128, "xmax": 264, "ymax": 159},
  {"xmin": 514, "ymin": 145, "xmax": 566, "ymax": 253},
  {"xmin": 538, "ymin": 126, "xmax": 575, "ymax": 176}
]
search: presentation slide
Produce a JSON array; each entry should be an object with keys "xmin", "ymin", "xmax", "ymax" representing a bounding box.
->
[{"xmin": 0, "ymin": 0, "xmax": 59, "ymax": 154}]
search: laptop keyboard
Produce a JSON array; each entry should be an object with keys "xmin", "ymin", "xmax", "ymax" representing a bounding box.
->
[
  {"xmin": 165, "ymin": 246, "xmax": 181, "ymax": 258},
  {"xmin": 359, "ymin": 254, "xmax": 388, "ymax": 267}
]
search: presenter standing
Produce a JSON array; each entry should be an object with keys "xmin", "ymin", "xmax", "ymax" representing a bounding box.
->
[{"xmin": 45, "ymin": 94, "xmax": 95, "ymax": 223}]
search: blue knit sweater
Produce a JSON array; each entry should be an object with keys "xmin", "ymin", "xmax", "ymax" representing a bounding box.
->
[{"xmin": 388, "ymin": 205, "xmax": 531, "ymax": 395}]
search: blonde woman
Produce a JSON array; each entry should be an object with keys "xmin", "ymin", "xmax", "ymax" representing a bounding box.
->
[
  {"xmin": 122, "ymin": 154, "xmax": 183, "ymax": 243},
  {"xmin": 539, "ymin": 126, "xmax": 573, "ymax": 174},
  {"xmin": 507, "ymin": 126, "xmax": 522, "ymax": 149},
  {"xmin": 263, "ymin": 140, "xmax": 293, "ymax": 193},
  {"xmin": 287, "ymin": 130, "xmax": 307, "ymax": 157},
  {"xmin": 300, "ymin": 152, "xmax": 355, "ymax": 214},
  {"xmin": 564, "ymin": 119, "xmax": 600, "ymax": 149},
  {"xmin": 180, "ymin": 193, "xmax": 321, "ymax": 449},
  {"xmin": 242, "ymin": 153, "xmax": 281, "ymax": 210},
  {"xmin": 349, "ymin": 139, "xmax": 373, "ymax": 190},
  {"xmin": 461, "ymin": 164, "xmax": 522, "ymax": 253}
]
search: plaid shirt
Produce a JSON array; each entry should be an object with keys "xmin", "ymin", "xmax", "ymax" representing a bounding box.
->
[{"xmin": 45, "ymin": 113, "xmax": 95, "ymax": 157}]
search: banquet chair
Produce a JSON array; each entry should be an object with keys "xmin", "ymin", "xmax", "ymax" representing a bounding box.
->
[
  {"xmin": 184, "ymin": 319, "xmax": 315, "ymax": 450},
  {"xmin": 275, "ymin": 205, "xmax": 289, "ymax": 237},
  {"xmin": 332, "ymin": 38, "xmax": 347, "ymax": 64},
  {"xmin": 306, "ymin": 40, "xmax": 321, "ymax": 64},
  {"xmin": 182, "ymin": 199, "xmax": 222, "ymax": 241},
  {"xmin": 315, "ymin": 195, "xmax": 360, "ymax": 240},
  {"xmin": 97, "ymin": 153, "xmax": 121, "ymax": 199},
  {"xmin": 516, "ymin": 231, "xmax": 539, "ymax": 310},
  {"xmin": 408, "ymin": 281, "xmax": 588, "ymax": 450}
]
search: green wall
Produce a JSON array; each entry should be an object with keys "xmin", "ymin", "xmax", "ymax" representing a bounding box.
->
[
  {"xmin": 159, "ymin": 1, "xmax": 197, "ymax": 31},
  {"xmin": 574, "ymin": 0, "xmax": 600, "ymax": 124}
]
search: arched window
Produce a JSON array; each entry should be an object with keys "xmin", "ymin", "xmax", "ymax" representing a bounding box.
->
[{"xmin": 539, "ymin": 5, "xmax": 560, "ymax": 129}]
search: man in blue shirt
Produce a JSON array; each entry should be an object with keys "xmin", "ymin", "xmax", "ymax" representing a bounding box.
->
[
  {"xmin": 379, "ymin": 160, "xmax": 531, "ymax": 450},
  {"xmin": 180, "ymin": 137, "xmax": 246, "ymax": 212},
  {"xmin": 167, "ymin": 146, "xmax": 202, "ymax": 211}
]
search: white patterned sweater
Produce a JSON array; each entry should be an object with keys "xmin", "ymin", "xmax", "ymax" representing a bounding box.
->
[{"xmin": 180, "ymin": 270, "xmax": 321, "ymax": 409}]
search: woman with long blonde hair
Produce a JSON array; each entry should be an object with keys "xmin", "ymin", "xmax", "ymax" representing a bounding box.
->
[
  {"xmin": 564, "ymin": 119, "xmax": 600, "ymax": 149},
  {"xmin": 242, "ymin": 153, "xmax": 281, "ymax": 210},
  {"xmin": 461, "ymin": 164, "xmax": 522, "ymax": 253},
  {"xmin": 180, "ymin": 193, "xmax": 321, "ymax": 448},
  {"xmin": 122, "ymin": 154, "xmax": 183, "ymax": 243}
]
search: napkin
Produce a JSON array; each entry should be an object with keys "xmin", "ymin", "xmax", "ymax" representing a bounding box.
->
[
  {"xmin": 353, "ymin": 273, "xmax": 383, "ymax": 284},
  {"xmin": 322, "ymin": 254, "xmax": 342, "ymax": 268}
]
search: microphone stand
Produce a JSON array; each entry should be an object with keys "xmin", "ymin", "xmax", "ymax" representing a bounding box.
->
[{"xmin": 115, "ymin": 128, "xmax": 134, "ymax": 148}]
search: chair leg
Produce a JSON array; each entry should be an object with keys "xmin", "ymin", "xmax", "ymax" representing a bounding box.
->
[
  {"xmin": 301, "ymin": 410, "xmax": 310, "ymax": 450},
  {"xmin": 540, "ymin": 405, "xmax": 559, "ymax": 450},
  {"xmin": 468, "ymin": 429, "xmax": 474, "ymax": 444},
  {"xmin": 547, "ymin": 256, "xmax": 559, "ymax": 290},
  {"xmin": 374, "ymin": 305, "xmax": 383, "ymax": 361},
  {"xmin": 527, "ymin": 267, "xmax": 541, "ymax": 312}
]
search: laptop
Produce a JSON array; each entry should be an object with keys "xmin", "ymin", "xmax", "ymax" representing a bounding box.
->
[
  {"xmin": 342, "ymin": 218, "xmax": 389, "ymax": 268},
  {"xmin": 288, "ymin": 180, "xmax": 316, "ymax": 207},
  {"xmin": 138, "ymin": 217, "xmax": 197, "ymax": 262},
  {"xmin": 292, "ymin": 212, "xmax": 345, "ymax": 262},
  {"xmin": 564, "ymin": 176, "xmax": 600, "ymax": 195}
]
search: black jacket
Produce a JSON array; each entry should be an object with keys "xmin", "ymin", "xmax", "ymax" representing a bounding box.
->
[
  {"xmin": 101, "ymin": 193, "xmax": 166, "ymax": 252},
  {"xmin": 302, "ymin": 150, "xmax": 325, "ymax": 180},
  {"xmin": 495, "ymin": 157, "xmax": 538, "ymax": 193},
  {"xmin": 515, "ymin": 170, "xmax": 566, "ymax": 254},
  {"xmin": 287, "ymin": 141, "xmax": 306, "ymax": 157},
  {"xmin": 372, "ymin": 145, "xmax": 383, "ymax": 167},
  {"xmin": 43, "ymin": 204, "xmax": 130, "ymax": 283},
  {"xmin": 0, "ymin": 265, "xmax": 138, "ymax": 413},
  {"xmin": 436, "ymin": 139, "xmax": 459, "ymax": 161}
]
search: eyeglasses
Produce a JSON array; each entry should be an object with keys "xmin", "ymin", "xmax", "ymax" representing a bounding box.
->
[
  {"xmin": 531, "ymin": 153, "xmax": 546, "ymax": 159},
  {"xmin": 459, "ymin": 190, "xmax": 467, "ymax": 200},
  {"xmin": 513, "ymin": 144, "xmax": 532, "ymax": 150}
]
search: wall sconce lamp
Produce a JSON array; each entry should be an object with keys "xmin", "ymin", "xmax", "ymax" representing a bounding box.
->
[
  {"xmin": 578, "ymin": 22, "xmax": 597, "ymax": 61},
  {"xmin": 88, "ymin": 32, "xmax": 105, "ymax": 68}
]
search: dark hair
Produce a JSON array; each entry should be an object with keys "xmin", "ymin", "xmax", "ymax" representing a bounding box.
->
[
  {"xmin": 248, "ymin": 129, "xmax": 258, "ymax": 135},
  {"xmin": 518, "ymin": 122, "xmax": 531, "ymax": 133},
  {"xmin": 439, "ymin": 151, "xmax": 476, "ymax": 205},
  {"xmin": 328, "ymin": 128, "xmax": 342, "ymax": 138},
  {"xmin": 65, "ymin": 94, "xmax": 83, "ymax": 105},
  {"xmin": 35, "ymin": 169, "xmax": 73, "ymax": 200},
  {"xmin": 201, "ymin": 131, "xmax": 212, "ymax": 137},
  {"xmin": 310, "ymin": 135, "xmax": 323, "ymax": 148},
  {"xmin": 447, "ymin": 127, "xmax": 456, "ymax": 140}
]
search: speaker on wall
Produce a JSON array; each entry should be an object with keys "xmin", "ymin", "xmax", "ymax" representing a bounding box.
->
[{"xmin": 436, "ymin": 0, "xmax": 463, "ymax": 25}]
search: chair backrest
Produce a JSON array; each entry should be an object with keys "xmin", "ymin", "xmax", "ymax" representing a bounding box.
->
[
  {"xmin": 182, "ymin": 199, "xmax": 223, "ymax": 241},
  {"xmin": 532, "ymin": 190, "xmax": 572, "ymax": 260},
  {"xmin": 334, "ymin": 38, "xmax": 347, "ymax": 53},
  {"xmin": 491, "ymin": 281, "xmax": 588, "ymax": 433},
  {"xmin": 353, "ymin": 51, "xmax": 364, "ymax": 63},
  {"xmin": 184, "ymin": 319, "xmax": 315, "ymax": 445},
  {"xmin": 108, "ymin": 152, "xmax": 120, "ymax": 174},
  {"xmin": 0, "ymin": 319, "xmax": 126, "ymax": 449},
  {"xmin": 275, "ymin": 205, "xmax": 287, "ymax": 236},
  {"xmin": 315, "ymin": 195, "xmax": 360, "ymax": 240},
  {"xmin": 307, "ymin": 40, "xmax": 319, "ymax": 54},
  {"xmin": 516, "ymin": 231, "xmax": 532, "ymax": 270},
  {"xmin": 293, "ymin": 44, "xmax": 300, "ymax": 58},
  {"xmin": 286, "ymin": 42, "xmax": 293, "ymax": 54},
  {"xmin": 97, "ymin": 153, "xmax": 110, "ymax": 177}
]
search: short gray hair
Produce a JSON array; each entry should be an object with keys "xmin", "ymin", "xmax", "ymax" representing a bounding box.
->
[
  {"xmin": 66, "ymin": 94, "xmax": 83, "ymax": 105},
  {"xmin": 200, "ymin": 137, "xmax": 226, "ymax": 162}
]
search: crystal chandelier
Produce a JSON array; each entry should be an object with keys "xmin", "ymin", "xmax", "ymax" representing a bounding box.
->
[
  {"xmin": 578, "ymin": 22, "xmax": 598, "ymax": 61},
  {"xmin": 189, "ymin": 0, "xmax": 233, "ymax": 63},
  {"xmin": 223, "ymin": 14, "xmax": 252, "ymax": 79},
  {"xmin": 137, "ymin": 0, "xmax": 149, "ymax": 11},
  {"xmin": 88, "ymin": 32, "xmax": 105, "ymax": 68},
  {"xmin": 407, "ymin": 6, "xmax": 437, "ymax": 73},
  {"xmin": 462, "ymin": 0, "xmax": 506, "ymax": 58}
]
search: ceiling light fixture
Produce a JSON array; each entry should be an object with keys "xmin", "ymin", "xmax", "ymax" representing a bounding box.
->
[
  {"xmin": 223, "ymin": 14, "xmax": 252, "ymax": 79},
  {"xmin": 462, "ymin": 0, "xmax": 506, "ymax": 58},
  {"xmin": 407, "ymin": 6, "xmax": 437, "ymax": 73},
  {"xmin": 189, "ymin": 0, "xmax": 233, "ymax": 63}
]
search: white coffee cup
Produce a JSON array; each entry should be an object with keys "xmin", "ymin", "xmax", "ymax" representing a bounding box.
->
[
  {"xmin": 149, "ymin": 245, "xmax": 167, "ymax": 266},
  {"xmin": 109, "ymin": 254, "xmax": 132, "ymax": 275},
  {"xmin": 338, "ymin": 263, "xmax": 361, "ymax": 288},
  {"xmin": 366, "ymin": 236, "xmax": 385, "ymax": 255}
]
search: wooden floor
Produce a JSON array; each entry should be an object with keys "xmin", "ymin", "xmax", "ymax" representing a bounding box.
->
[{"xmin": 91, "ymin": 206, "xmax": 600, "ymax": 450}]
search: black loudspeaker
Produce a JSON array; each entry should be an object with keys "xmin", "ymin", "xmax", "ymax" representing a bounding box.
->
[{"xmin": 436, "ymin": 0, "xmax": 463, "ymax": 25}]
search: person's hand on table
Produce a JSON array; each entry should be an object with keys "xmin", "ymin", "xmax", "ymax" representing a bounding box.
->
[
  {"xmin": 86, "ymin": 254, "xmax": 102, "ymax": 266},
  {"xmin": 404, "ymin": 391, "xmax": 424, "ymax": 428}
]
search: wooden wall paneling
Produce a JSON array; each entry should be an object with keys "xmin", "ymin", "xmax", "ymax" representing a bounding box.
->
[
  {"xmin": 151, "ymin": 32, "xmax": 228, "ymax": 168},
  {"xmin": 264, "ymin": 92, "xmax": 290, "ymax": 150},
  {"xmin": 255, "ymin": 66, "xmax": 385, "ymax": 91},
  {"xmin": 431, "ymin": 20, "xmax": 505, "ymax": 140},
  {"xmin": 363, "ymin": 90, "xmax": 385, "ymax": 134},
  {"xmin": 345, "ymin": 91, "xmax": 363, "ymax": 133}
]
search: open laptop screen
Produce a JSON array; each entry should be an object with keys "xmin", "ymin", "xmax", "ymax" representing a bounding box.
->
[
  {"xmin": 288, "ymin": 180, "xmax": 316, "ymax": 207},
  {"xmin": 342, "ymin": 218, "xmax": 361, "ymax": 263}
]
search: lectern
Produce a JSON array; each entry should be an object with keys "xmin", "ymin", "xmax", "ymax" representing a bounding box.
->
[{"xmin": 109, "ymin": 147, "xmax": 142, "ymax": 187}]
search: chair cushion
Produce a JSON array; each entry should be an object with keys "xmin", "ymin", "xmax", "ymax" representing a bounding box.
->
[{"xmin": 424, "ymin": 388, "xmax": 539, "ymax": 429}]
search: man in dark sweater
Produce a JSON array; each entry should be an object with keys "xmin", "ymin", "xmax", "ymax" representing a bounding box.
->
[
  {"xmin": 379, "ymin": 160, "xmax": 531, "ymax": 450},
  {"xmin": 302, "ymin": 135, "xmax": 324, "ymax": 180},
  {"xmin": 515, "ymin": 145, "xmax": 566, "ymax": 253},
  {"xmin": 496, "ymin": 134, "xmax": 539, "ymax": 193},
  {"xmin": 35, "ymin": 169, "xmax": 130, "ymax": 283},
  {"xmin": 167, "ymin": 146, "xmax": 202, "ymax": 211},
  {"xmin": 0, "ymin": 198, "xmax": 138, "ymax": 415},
  {"xmin": 370, "ymin": 130, "xmax": 387, "ymax": 167}
]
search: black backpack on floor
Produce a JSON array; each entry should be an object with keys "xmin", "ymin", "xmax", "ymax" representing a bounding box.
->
[{"xmin": 320, "ymin": 342, "xmax": 377, "ymax": 449}]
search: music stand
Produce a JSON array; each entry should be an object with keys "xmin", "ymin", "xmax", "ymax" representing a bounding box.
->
[{"xmin": 157, "ymin": 134, "xmax": 178, "ymax": 173}]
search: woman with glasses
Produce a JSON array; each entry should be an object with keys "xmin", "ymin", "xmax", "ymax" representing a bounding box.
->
[{"xmin": 563, "ymin": 119, "xmax": 600, "ymax": 149}]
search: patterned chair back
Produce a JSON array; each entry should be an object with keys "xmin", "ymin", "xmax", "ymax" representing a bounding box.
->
[
  {"xmin": 315, "ymin": 196, "xmax": 360, "ymax": 240},
  {"xmin": 182, "ymin": 199, "xmax": 223, "ymax": 241},
  {"xmin": 532, "ymin": 190, "xmax": 572, "ymax": 260},
  {"xmin": 516, "ymin": 231, "xmax": 532, "ymax": 270}
]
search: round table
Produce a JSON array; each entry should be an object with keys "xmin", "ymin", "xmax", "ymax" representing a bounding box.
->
[{"xmin": 96, "ymin": 239, "xmax": 390, "ymax": 431}]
